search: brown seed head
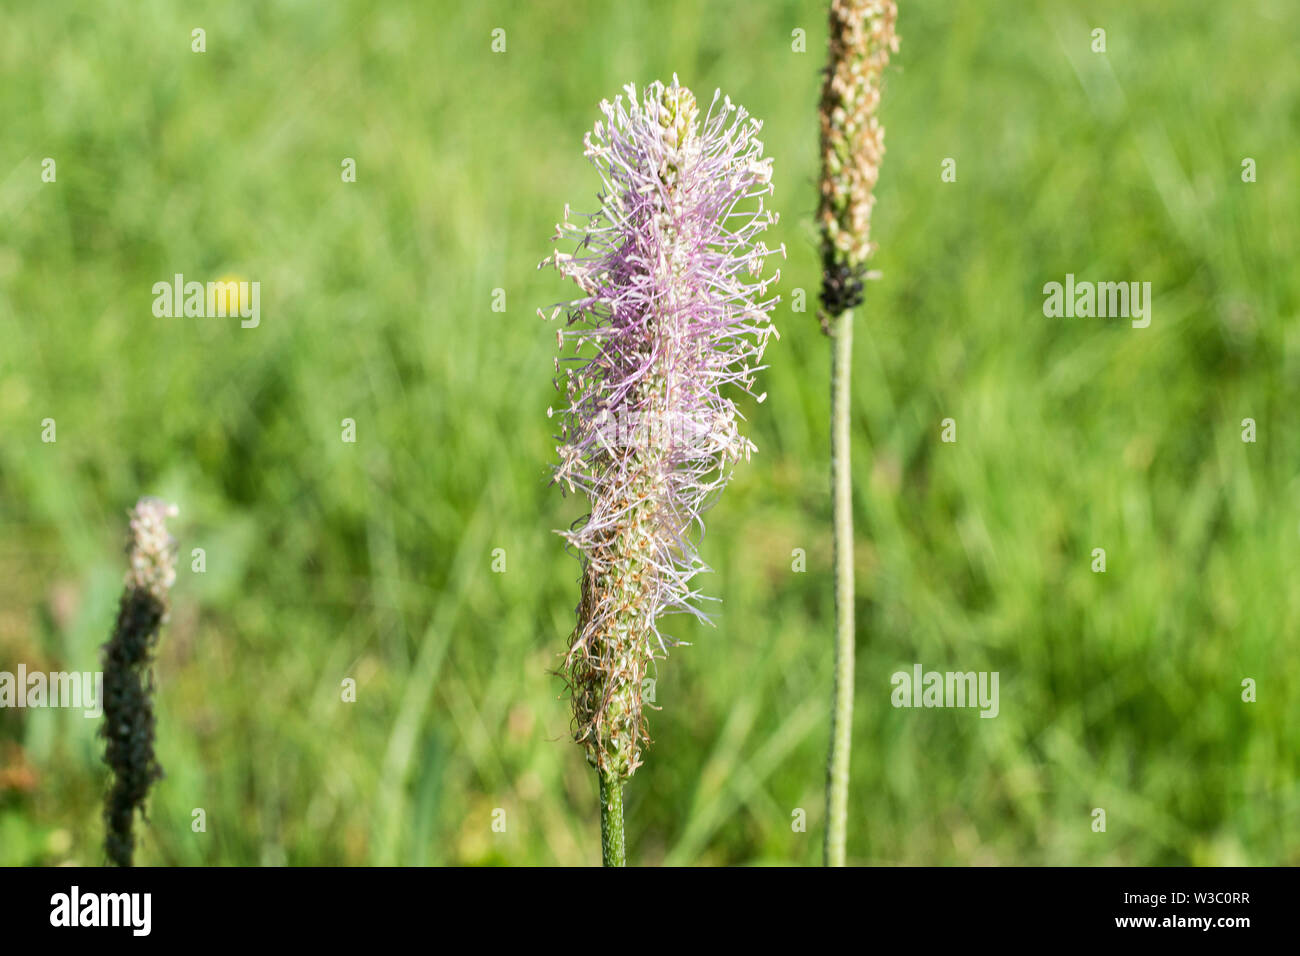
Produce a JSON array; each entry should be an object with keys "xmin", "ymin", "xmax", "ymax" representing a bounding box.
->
[{"xmin": 818, "ymin": 0, "xmax": 899, "ymax": 318}]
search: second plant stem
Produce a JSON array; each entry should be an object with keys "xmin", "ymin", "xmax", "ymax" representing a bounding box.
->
[
  {"xmin": 825, "ymin": 307, "xmax": 855, "ymax": 867},
  {"xmin": 600, "ymin": 768, "xmax": 625, "ymax": 866}
]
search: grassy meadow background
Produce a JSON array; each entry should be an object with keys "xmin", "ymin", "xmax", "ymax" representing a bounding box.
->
[{"xmin": 1, "ymin": 0, "xmax": 1297, "ymax": 865}]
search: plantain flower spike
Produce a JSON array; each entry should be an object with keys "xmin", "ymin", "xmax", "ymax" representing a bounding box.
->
[
  {"xmin": 817, "ymin": 0, "xmax": 899, "ymax": 321},
  {"xmin": 101, "ymin": 496, "xmax": 178, "ymax": 866},
  {"xmin": 542, "ymin": 76, "xmax": 783, "ymax": 781}
]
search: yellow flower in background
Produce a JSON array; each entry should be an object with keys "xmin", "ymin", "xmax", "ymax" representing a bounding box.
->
[{"xmin": 207, "ymin": 275, "xmax": 247, "ymax": 317}]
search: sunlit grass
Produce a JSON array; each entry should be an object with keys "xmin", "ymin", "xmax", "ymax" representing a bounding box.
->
[{"xmin": 1, "ymin": 0, "xmax": 1297, "ymax": 865}]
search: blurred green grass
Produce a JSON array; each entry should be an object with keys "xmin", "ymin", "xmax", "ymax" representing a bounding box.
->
[{"xmin": 1, "ymin": 0, "xmax": 1297, "ymax": 865}]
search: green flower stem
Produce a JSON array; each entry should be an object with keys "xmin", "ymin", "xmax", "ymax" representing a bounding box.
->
[
  {"xmin": 600, "ymin": 769, "xmax": 626, "ymax": 867},
  {"xmin": 825, "ymin": 308, "xmax": 855, "ymax": 867}
]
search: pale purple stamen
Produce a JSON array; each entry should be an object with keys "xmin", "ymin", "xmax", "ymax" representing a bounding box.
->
[{"xmin": 542, "ymin": 76, "xmax": 782, "ymax": 776}]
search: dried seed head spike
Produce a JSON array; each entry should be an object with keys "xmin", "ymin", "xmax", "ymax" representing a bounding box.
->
[
  {"xmin": 818, "ymin": 0, "xmax": 899, "ymax": 320},
  {"xmin": 102, "ymin": 497, "xmax": 178, "ymax": 866}
]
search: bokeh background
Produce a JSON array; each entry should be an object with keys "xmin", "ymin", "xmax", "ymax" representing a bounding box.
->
[{"xmin": 2, "ymin": 0, "xmax": 1297, "ymax": 866}]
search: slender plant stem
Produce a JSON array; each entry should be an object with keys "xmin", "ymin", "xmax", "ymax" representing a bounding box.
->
[
  {"xmin": 824, "ymin": 308, "xmax": 855, "ymax": 866},
  {"xmin": 600, "ymin": 769, "xmax": 626, "ymax": 867}
]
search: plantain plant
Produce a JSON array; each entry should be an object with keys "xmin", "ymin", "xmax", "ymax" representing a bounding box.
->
[
  {"xmin": 816, "ymin": 0, "xmax": 899, "ymax": 866},
  {"xmin": 542, "ymin": 76, "xmax": 782, "ymax": 865},
  {"xmin": 101, "ymin": 497, "xmax": 178, "ymax": 867}
]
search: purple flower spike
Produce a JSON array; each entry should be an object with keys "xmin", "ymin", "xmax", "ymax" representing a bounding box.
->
[{"xmin": 541, "ymin": 76, "xmax": 783, "ymax": 779}]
